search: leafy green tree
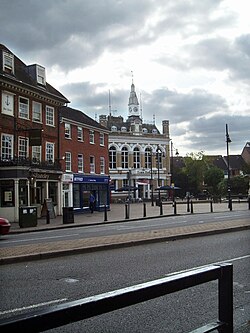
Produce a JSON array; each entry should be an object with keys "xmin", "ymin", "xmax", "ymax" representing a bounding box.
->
[{"xmin": 204, "ymin": 166, "xmax": 224, "ymax": 195}]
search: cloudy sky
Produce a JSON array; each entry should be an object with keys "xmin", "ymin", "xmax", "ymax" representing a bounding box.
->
[{"xmin": 1, "ymin": 0, "xmax": 249, "ymax": 156}]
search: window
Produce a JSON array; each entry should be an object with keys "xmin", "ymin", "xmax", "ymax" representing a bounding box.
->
[
  {"xmin": 145, "ymin": 148, "xmax": 152, "ymax": 169},
  {"xmin": 19, "ymin": 97, "xmax": 29, "ymax": 119},
  {"xmin": 3, "ymin": 51, "xmax": 14, "ymax": 74},
  {"xmin": 100, "ymin": 157, "xmax": 105, "ymax": 174},
  {"xmin": 45, "ymin": 142, "xmax": 54, "ymax": 162},
  {"xmin": 65, "ymin": 152, "xmax": 71, "ymax": 172},
  {"xmin": 90, "ymin": 156, "xmax": 95, "ymax": 173},
  {"xmin": 156, "ymin": 149, "xmax": 163, "ymax": 169},
  {"xmin": 2, "ymin": 92, "xmax": 14, "ymax": 116},
  {"xmin": 77, "ymin": 127, "xmax": 83, "ymax": 141},
  {"xmin": 46, "ymin": 106, "xmax": 54, "ymax": 126},
  {"xmin": 109, "ymin": 146, "xmax": 117, "ymax": 169},
  {"xmin": 133, "ymin": 147, "xmax": 140, "ymax": 169},
  {"xmin": 18, "ymin": 137, "xmax": 29, "ymax": 159},
  {"xmin": 89, "ymin": 130, "xmax": 95, "ymax": 144},
  {"xmin": 1, "ymin": 134, "xmax": 13, "ymax": 160},
  {"xmin": 32, "ymin": 146, "xmax": 41, "ymax": 162},
  {"xmin": 37, "ymin": 65, "xmax": 46, "ymax": 85},
  {"xmin": 0, "ymin": 180, "xmax": 14, "ymax": 207},
  {"xmin": 32, "ymin": 102, "xmax": 42, "ymax": 122},
  {"xmin": 65, "ymin": 123, "xmax": 71, "ymax": 139},
  {"xmin": 121, "ymin": 146, "xmax": 128, "ymax": 169},
  {"xmin": 78, "ymin": 154, "xmax": 84, "ymax": 173},
  {"xmin": 100, "ymin": 133, "xmax": 104, "ymax": 146}
]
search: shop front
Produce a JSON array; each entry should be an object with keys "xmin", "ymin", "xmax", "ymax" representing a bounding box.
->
[
  {"xmin": 0, "ymin": 168, "xmax": 62, "ymax": 222},
  {"xmin": 73, "ymin": 174, "xmax": 110, "ymax": 213}
]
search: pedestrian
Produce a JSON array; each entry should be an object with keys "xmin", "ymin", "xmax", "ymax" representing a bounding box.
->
[{"xmin": 89, "ymin": 193, "xmax": 95, "ymax": 213}]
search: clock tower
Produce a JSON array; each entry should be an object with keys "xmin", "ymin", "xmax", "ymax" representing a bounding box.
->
[{"xmin": 128, "ymin": 80, "xmax": 140, "ymax": 117}]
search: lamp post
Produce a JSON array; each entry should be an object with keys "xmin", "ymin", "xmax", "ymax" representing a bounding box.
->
[
  {"xmin": 150, "ymin": 148, "xmax": 154, "ymax": 206},
  {"xmin": 226, "ymin": 124, "xmax": 232, "ymax": 211},
  {"xmin": 157, "ymin": 146, "xmax": 161, "ymax": 203},
  {"xmin": 170, "ymin": 140, "xmax": 179, "ymax": 202}
]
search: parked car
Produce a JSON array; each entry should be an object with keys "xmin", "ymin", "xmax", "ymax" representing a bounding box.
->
[{"xmin": 0, "ymin": 218, "xmax": 11, "ymax": 235}]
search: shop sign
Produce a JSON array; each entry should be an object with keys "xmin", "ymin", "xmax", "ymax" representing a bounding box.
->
[
  {"xmin": 30, "ymin": 172, "xmax": 49, "ymax": 180},
  {"xmin": 73, "ymin": 175, "xmax": 109, "ymax": 183},
  {"xmin": 62, "ymin": 173, "xmax": 73, "ymax": 182}
]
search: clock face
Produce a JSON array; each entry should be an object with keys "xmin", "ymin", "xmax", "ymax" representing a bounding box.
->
[
  {"xmin": 129, "ymin": 107, "xmax": 132, "ymax": 112},
  {"xmin": 133, "ymin": 107, "xmax": 138, "ymax": 112}
]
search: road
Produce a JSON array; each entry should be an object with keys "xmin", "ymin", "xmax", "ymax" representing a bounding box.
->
[
  {"xmin": 1, "ymin": 210, "xmax": 249, "ymax": 248},
  {"xmin": 0, "ymin": 230, "xmax": 249, "ymax": 332}
]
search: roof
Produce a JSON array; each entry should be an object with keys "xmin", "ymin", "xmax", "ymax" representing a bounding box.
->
[
  {"xmin": 0, "ymin": 44, "xmax": 69, "ymax": 103},
  {"xmin": 60, "ymin": 106, "xmax": 109, "ymax": 131}
]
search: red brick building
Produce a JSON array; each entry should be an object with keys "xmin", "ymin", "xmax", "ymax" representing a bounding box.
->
[{"xmin": 0, "ymin": 44, "xmax": 69, "ymax": 222}]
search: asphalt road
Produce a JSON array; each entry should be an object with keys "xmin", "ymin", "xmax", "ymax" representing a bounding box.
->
[
  {"xmin": 1, "ymin": 210, "xmax": 249, "ymax": 248},
  {"xmin": 0, "ymin": 230, "xmax": 249, "ymax": 332}
]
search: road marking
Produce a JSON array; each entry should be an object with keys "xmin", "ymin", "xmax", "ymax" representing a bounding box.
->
[
  {"xmin": 165, "ymin": 254, "xmax": 250, "ymax": 277},
  {"xmin": 0, "ymin": 298, "xmax": 68, "ymax": 315},
  {"xmin": 116, "ymin": 220, "xmax": 188, "ymax": 230},
  {"xmin": 5, "ymin": 234, "xmax": 79, "ymax": 244}
]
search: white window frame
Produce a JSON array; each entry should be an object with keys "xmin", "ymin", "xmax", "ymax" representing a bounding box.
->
[
  {"xmin": 77, "ymin": 127, "xmax": 83, "ymax": 141},
  {"xmin": 32, "ymin": 101, "xmax": 42, "ymax": 122},
  {"xmin": 65, "ymin": 123, "xmax": 71, "ymax": 139},
  {"xmin": 100, "ymin": 157, "xmax": 105, "ymax": 174},
  {"xmin": 46, "ymin": 106, "xmax": 55, "ymax": 126},
  {"xmin": 133, "ymin": 147, "xmax": 140, "ymax": 169},
  {"xmin": 45, "ymin": 142, "xmax": 54, "ymax": 162},
  {"xmin": 89, "ymin": 130, "xmax": 95, "ymax": 144},
  {"xmin": 19, "ymin": 97, "xmax": 29, "ymax": 119},
  {"xmin": 32, "ymin": 146, "xmax": 41, "ymax": 163},
  {"xmin": 3, "ymin": 51, "xmax": 14, "ymax": 74},
  {"xmin": 78, "ymin": 154, "xmax": 84, "ymax": 173},
  {"xmin": 37, "ymin": 65, "xmax": 46, "ymax": 85},
  {"xmin": 90, "ymin": 156, "xmax": 95, "ymax": 173},
  {"xmin": 65, "ymin": 152, "xmax": 72, "ymax": 172},
  {"xmin": 1, "ymin": 133, "xmax": 13, "ymax": 160},
  {"xmin": 109, "ymin": 146, "xmax": 117, "ymax": 169},
  {"xmin": 18, "ymin": 136, "xmax": 29, "ymax": 159},
  {"xmin": 121, "ymin": 147, "xmax": 129, "ymax": 169},
  {"xmin": 100, "ymin": 133, "xmax": 104, "ymax": 146}
]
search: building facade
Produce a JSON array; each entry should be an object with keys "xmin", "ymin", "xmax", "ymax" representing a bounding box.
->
[
  {"xmin": 0, "ymin": 44, "xmax": 69, "ymax": 222},
  {"xmin": 59, "ymin": 106, "xmax": 110, "ymax": 212},
  {"xmin": 99, "ymin": 81, "xmax": 171, "ymax": 202}
]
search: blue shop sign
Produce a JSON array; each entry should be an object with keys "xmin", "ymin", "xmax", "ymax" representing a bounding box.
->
[{"xmin": 73, "ymin": 175, "xmax": 109, "ymax": 183}]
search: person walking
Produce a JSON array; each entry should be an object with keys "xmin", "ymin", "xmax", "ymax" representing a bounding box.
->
[{"xmin": 89, "ymin": 193, "xmax": 95, "ymax": 213}]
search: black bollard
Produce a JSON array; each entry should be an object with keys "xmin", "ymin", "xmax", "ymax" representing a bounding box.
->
[
  {"xmin": 174, "ymin": 201, "xmax": 177, "ymax": 215},
  {"xmin": 228, "ymin": 198, "xmax": 232, "ymax": 211},
  {"xmin": 210, "ymin": 200, "xmax": 213, "ymax": 213},
  {"xmin": 104, "ymin": 205, "xmax": 108, "ymax": 222},
  {"xmin": 248, "ymin": 197, "xmax": 250, "ymax": 210},
  {"xmin": 191, "ymin": 200, "xmax": 194, "ymax": 214},
  {"xmin": 46, "ymin": 210, "xmax": 50, "ymax": 224},
  {"xmin": 143, "ymin": 203, "xmax": 146, "ymax": 217},
  {"xmin": 187, "ymin": 197, "xmax": 190, "ymax": 212},
  {"xmin": 160, "ymin": 201, "xmax": 163, "ymax": 215},
  {"xmin": 125, "ymin": 204, "xmax": 129, "ymax": 219}
]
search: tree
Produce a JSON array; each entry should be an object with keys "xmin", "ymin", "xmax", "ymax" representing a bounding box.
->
[
  {"xmin": 204, "ymin": 166, "xmax": 224, "ymax": 195},
  {"xmin": 183, "ymin": 152, "xmax": 208, "ymax": 195}
]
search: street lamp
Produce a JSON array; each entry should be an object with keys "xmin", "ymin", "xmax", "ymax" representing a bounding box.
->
[
  {"xmin": 226, "ymin": 124, "xmax": 232, "ymax": 211},
  {"xmin": 150, "ymin": 148, "xmax": 154, "ymax": 206},
  {"xmin": 170, "ymin": 140, "xmax": 179, "ymax": 201},
  {"xmin": 156, "ymin": 146, "xmax": 162, "ymax": 203}
]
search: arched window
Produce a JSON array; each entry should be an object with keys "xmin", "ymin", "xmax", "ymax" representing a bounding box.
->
[
  {"xmin": 145, "ymin": 147, "xmax": 152, "ymax": 169},
  {"xmin": 121, "ymin": 146, "xmax": 128, "ymax": 169},
  {"xmin": 133, "ymin": 147, "xmax": 140, "ymax": 169},
  {"xmin": 109, "ymin": 146, "xmax": 117, "ymax": 169}
]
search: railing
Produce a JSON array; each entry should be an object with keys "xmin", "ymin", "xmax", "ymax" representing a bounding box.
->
[
  {"xmin": 0, "ymin": 264, "xmax": 233, "ymax": 333},
  {"xmin": 0, "ymin": 157, "xmax": 62, "ymax": 171}
]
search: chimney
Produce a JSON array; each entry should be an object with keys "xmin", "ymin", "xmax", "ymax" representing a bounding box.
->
[{"xmin": 162, "ymin": 120, "xmax": 169, "ymax": 138}]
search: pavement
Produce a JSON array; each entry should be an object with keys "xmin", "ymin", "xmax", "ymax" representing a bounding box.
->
[{"xmin": 0, "ymin": 200, "xmax": 249, "ymax": 264}]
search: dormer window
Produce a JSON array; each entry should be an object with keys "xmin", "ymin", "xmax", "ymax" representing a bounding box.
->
[
  {"xmin": 3, "ymin": 51, "xmax": 14, "ymax": 74},
  {"xmin": 37, "ymin": 65, "xmax": 46, "ymax": 85},
  {"xmin": 111, "ymin": 126, "xmax": 117, "ymax": 132}
]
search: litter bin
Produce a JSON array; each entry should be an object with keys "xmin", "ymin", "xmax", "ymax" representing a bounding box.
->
[
  {"xmin": 19, "ymin": 206, "xmax": 37, "ymax": 228},
  {"xmin": 63, "ymin": 207, "xmax": 74, "ymax": 224}
]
